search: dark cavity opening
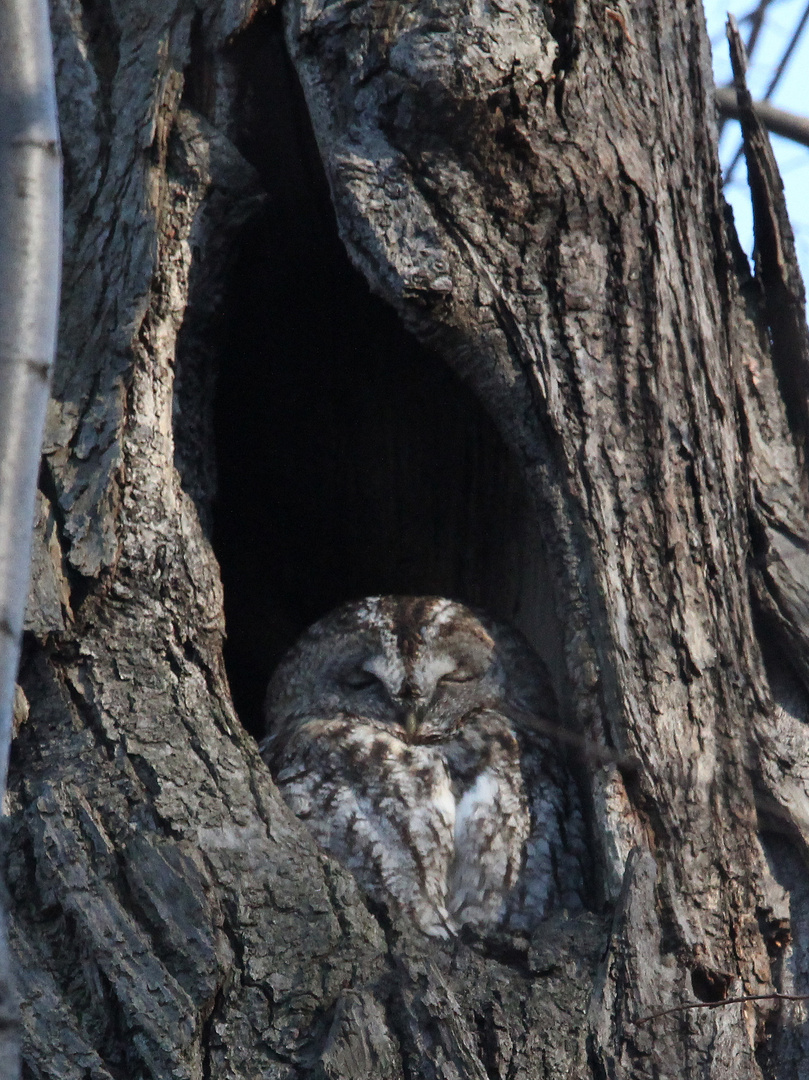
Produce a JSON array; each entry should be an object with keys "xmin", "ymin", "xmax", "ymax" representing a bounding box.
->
[{"xmin": 209, "ymin": 13, "xmax": 546, "ymax": 736}]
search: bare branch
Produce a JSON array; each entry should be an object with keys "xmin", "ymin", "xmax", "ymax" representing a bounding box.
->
[
  {"xmin": 740, "ymin": 0, "xmax": 776, "ymax": 56},
  {"xmin": 716, "ymin": 87, "xmax": 809, "ymax": 149},
  {"xmin": 0, "ymin": 0, "xmax": 61, "ymax": 806},
  {"xmin": 761, "ymin": 0, "xmax": 809, "ymax": 102}
]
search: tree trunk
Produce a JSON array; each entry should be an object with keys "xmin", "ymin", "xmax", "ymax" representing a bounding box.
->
[{"xmin": 8, "ymin": 1, "xmax": 809, "ymax": 1078}]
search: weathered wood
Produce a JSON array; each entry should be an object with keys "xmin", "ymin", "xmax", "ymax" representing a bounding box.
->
[{"xmin": 6, "ymin": 0, "xmax": 809, "ymax": 1077}]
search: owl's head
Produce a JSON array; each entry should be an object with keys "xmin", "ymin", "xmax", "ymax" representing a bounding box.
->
[{"xmin": 264, "ymin": 596, "xmax": 548, "ymax": 745}]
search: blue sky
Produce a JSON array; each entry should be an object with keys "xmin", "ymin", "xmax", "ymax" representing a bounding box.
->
[{"xmin": 703, "ymin": 0, "xmax": 809, "ymax": 292}]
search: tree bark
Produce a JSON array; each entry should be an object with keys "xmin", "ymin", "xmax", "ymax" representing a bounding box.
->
[{"xmin": 8, "ymin": 1, "xmax": 809, "ymax": 1078}]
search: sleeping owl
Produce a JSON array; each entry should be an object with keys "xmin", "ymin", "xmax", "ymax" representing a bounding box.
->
[{"xmin": 260, "ymin": 596, "xmax": 586, "ymax": 938}]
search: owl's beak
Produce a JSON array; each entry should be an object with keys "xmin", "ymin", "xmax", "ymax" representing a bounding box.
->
[{"xmin": 403, "ymin": 709, "xmax": 420, "ymax": 738}]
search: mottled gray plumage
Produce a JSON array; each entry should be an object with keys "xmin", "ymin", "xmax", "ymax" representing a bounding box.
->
[{"xmin": 261, "ymin": 596, "xmax": 585, "ymax": 937}]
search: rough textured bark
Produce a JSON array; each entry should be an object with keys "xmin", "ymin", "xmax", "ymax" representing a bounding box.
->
[{"xmin": 7, "ymin": 1, "xmax": 809, "ymax": 1078}]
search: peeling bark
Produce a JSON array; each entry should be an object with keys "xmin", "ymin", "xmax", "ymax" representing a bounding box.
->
[{"xmin": 7, "ymin": 0, "xmax": 809, "ymax": 1077}]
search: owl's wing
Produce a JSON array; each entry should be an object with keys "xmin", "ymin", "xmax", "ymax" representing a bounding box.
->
[
  {"xmin": 443, "ymin": 711, "xmax": 529, "ymax": 930},
  {"xmin": 446, "ymin": 708, "xmax": 589, "ymax": 933},
  {"xmin": 267, "ymin": 717, "xmax": 458, "ymax": 938},
  {"xmin": 512, "ymin": 726, "xmax": 589, "ymax": 930}
]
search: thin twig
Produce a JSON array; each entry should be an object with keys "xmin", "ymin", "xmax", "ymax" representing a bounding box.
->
[
  {"xmin": 636, "ymin": 991, "xmax": 809, "ymax": 1026},
  {"xmin": 742, "ymin": 0, "xmax": 776, "ymax": 55},
  {"xmin": 762, "ymin": 0, "xmax": 809, "ymax": 101}
]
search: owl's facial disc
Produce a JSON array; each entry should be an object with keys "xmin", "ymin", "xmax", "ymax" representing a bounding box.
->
[{"xmin": 330, "ymin": 612, "xmax": 499, "ymax": 743}]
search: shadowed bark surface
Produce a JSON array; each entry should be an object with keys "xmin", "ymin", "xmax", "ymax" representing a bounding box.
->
[{"xmin": 7, "ymin": 0, "xmax": 809, "ymax": 1077}]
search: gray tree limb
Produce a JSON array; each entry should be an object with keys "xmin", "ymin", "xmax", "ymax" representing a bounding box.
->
[
  {"xmin": 0, "ymin": 0, "xmax": 61, "ymax": 797},
  {"xmin": 716, "ymin": 88, "xmax": 809, "ymax": 150},
  {"xmin": 0, "ymin": 3, "xmax": 61, "ymax": 1077}
]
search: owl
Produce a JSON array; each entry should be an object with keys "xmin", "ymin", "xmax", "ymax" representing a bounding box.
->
[{"xmin": 261, "ymin": 596, "xmax": 585, "ymax": 938}]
